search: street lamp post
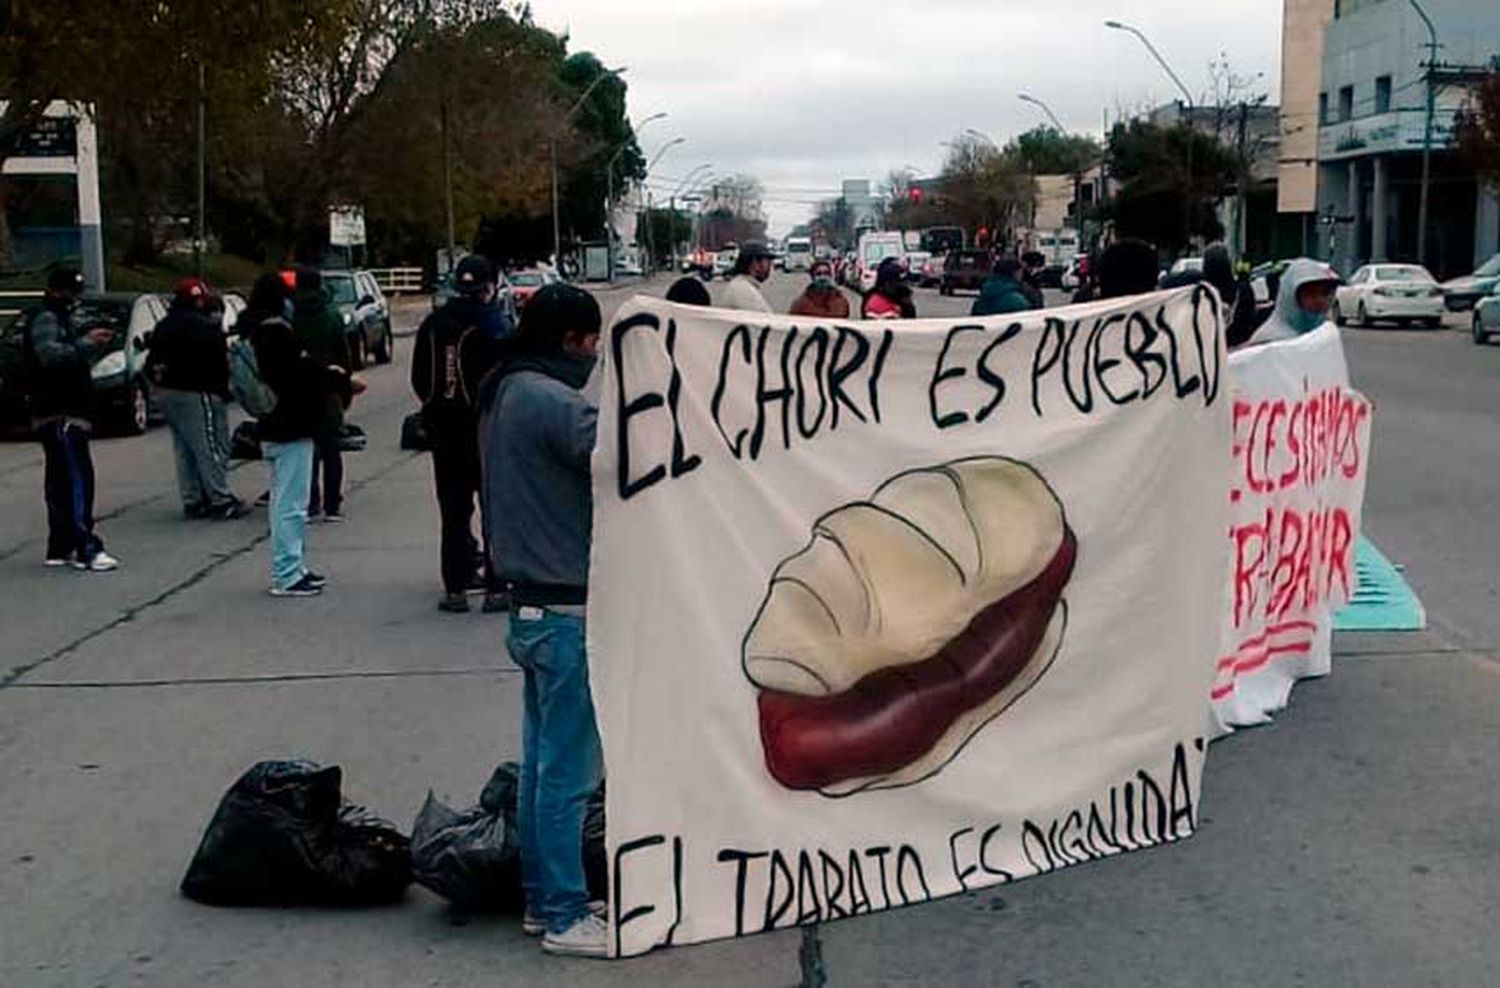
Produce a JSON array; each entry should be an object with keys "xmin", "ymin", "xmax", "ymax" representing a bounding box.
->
[
  {"xmin": 1018, "ymin": 93, "xmax": 1065, "ymax": 132},
  {"xmin": 666, "ymin": 164, "xmax": 713, "ymax": 269},
  {"xmin": 605, "ymin": 111, "xmax": 666, "ymax": 282},
  {"xmin": 1408, "ymin": 0, "xmax": 1438, "ymax": 267},
  {"xmin": 1020, "ymin": 93, "xmax": 1089, "ymax": 238},
  {"xmin": 551, "ymin": 65, "xmax": 626, "ymax": 272},
  {"xmin": 1105, "ymin": 19, "xmax": 1196, "ymax": 254}
]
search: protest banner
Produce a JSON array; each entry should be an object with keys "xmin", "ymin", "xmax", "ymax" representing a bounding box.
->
[
  {"xmin": 1211, "ymin": 325, "xmax": 1372, "ymax": 730},
  {"xmin": 588, "ymin": 287, "xmax": 1232, "ymax": 956}
]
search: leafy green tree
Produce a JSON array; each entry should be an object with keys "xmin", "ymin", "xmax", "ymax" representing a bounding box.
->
[
  {"xmin": 1007, "ymin": 127, "xmax": 1101, "ymax": 176},
  {"xmin": 1104, "ymin": 119, "xmax": 1239, "ymax": 254},
  {"xmin": 1457, "ymin": 72, "xmax": 1500, "ymax": 192}
]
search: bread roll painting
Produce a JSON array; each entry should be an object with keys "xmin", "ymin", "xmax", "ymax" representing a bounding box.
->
[{"xmin": 743, "ymin": 457, "xmax": 1077, "ymax": 797}]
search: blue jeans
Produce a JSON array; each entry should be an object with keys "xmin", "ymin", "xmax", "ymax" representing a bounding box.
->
[
  {"xmin": 38, "ymin": 420, "xmax": 103, "ymax": 563},
  {"xmin": 264, "ymin": 439, "xmax": 314, "ymax": 590},
  {"xmin": 507, "ymin": 607, "xmax": 603, "ymax": 934}
]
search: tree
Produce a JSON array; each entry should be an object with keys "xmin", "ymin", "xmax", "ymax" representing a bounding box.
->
[
  {"xmin": 1456, "ymin": 72, "xmax": 1500, "ymax": 192},
  {"xmin": 636, "ymin": 206, "xmax": 693, "ymax": 266},
  {"xmin": 556, "ymin": 52, "xmax": 643, "ymax": 247},
  {"xmin": 1007, "ymin": 127, "xmax": 1101, "ymax": 176},
  {"xmin": 937, "ymin": 134, "xmax": 1036, "ymax": 246},
  {"xmin": 1104, "ymin": 119, "xmax": 1239, "ymax": 254}
]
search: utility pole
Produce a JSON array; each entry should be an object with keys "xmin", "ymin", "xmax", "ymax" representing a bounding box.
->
[
  {"xmin": 441, "ymin": 99, "xmax": 456, "ymax": 268},
  {"xmin": 195, "ymin": 55, "xmax": 206, "ymax": 279},
  {"xmin": 1408, "ymin": 0, "xmax": 1438, "ymax": 266}
]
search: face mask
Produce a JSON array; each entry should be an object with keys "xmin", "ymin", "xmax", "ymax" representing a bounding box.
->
[
  {"xmin": 812, "ymin": 275, "xmax": 834, "ymax": 290},
  {"xmin": 1289, "ymin": 305, "xmax": 1325, "ymax": 334}
]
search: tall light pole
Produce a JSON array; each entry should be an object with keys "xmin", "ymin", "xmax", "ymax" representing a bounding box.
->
[
  {"xmin": 665, "ymin": 163, "xmax": 713, "ymax": 270},
  {"xmin": 552, "ymin": 65, "xmax": 626, "ymax": 270},
  {"xmin": 1106, "ymin": 19, "xmax": 1196, "ymax": 253},
  {"xmin": 1408, "ymin": 0, "xmax": 1438, "ymax": 266},
  {"xmin": 964, "ymin": 127, "xmax": 999, "ymax": 150},
  {"xmin": 605, "ymin": 111, "xmax": 666, "ymax": 281},
  {"xmin": 1018, "ymin": 93, "xmax": 1065, "ymax": 131}
]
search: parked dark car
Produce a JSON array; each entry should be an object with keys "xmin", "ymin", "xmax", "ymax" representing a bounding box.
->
[
  {"xmin": 0, "ymin": 292, "xmax": 167, "ymax": 436},
  {"xmin": 323, "ymin": 269, "xmax": 394, "ymax": 368},
  {"xmin": 1440, "ymin": 253, "xmax": 1500, "ymax": 312},
  {"xmin": 940, "ymin": 249, "xmax": 992, "ymax": 295}
]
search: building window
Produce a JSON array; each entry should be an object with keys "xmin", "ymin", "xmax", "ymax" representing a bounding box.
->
[
  {"xmin": 1319, "ymin": 92, "xmax": 1329, "ymax": 125},
  {"xmin": 1338, "ymin": 85, "xmax": 1355, "ymax": 122},
  {"xmin": 1375, "ymin": 75, "xmax": 1392, "ymax": 113}
]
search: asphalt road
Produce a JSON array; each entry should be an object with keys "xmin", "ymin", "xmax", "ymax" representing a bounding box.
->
[{"xmin": 0, "ymin": 275, "xmax": 1495, "ymax": 986}]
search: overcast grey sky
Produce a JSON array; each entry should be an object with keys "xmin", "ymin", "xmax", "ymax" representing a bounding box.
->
[{"xmin": 531, "ymin": 0, "xmax": 1284, "ymax": 236}]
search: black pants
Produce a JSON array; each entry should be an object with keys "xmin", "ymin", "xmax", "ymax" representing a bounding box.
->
[
  {"xmin": 309, "ymin": 432, "xmax": 343, "ymax": 515},
  {"xmin": 430, "ymin": 425, "xmax": 494, "ymax": 594},
  {"xmin": 39, "ymin": 420, "xmax": 103, "ymax": 562}
]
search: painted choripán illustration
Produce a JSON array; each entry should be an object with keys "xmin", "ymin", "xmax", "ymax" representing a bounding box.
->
[{"xmin": 742, "ymin": 457, "xmax": 1077, "ymax": 797}]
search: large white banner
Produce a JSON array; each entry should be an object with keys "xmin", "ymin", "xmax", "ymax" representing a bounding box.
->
[
  {"xmin": 589, "ymin": 288, "xmax": 1232, "ymax": 957},
  {"xmin": 1211, "ymin": 326, "xmax": 1372, "ymax": 729}
]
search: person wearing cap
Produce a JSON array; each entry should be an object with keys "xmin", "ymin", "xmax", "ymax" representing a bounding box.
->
[
  {"xmin": 21, "ymin": 267, "xmax": 119, "ymax": 571},
  {"xmin": 290, "ymin": 267, "xmax": 352, "ymax": 522},
  {"xmin": 861, "ymin": 257, "xmax": 917, "ymax": 319},
  {"xmin": 146, "ymin": 278, "xmax": 247, "ymax": 520},
  {"xmin": 1246, "ymin": 258, "xmax": 1343, "ymax": 347},
  {"xmin": 723, "ymin": 241, "xmax": 775, "ymax": 313},
  {"xmin": 476, "ymin": 281, "xmax": 606, "ymax": 957},
  {"xmin": 789, "ymin": 258, "xmax": 851, "ymax": 319},
  {"xmin": 411, "ymin": 254, "xmax": 508, "ymax": 613}
]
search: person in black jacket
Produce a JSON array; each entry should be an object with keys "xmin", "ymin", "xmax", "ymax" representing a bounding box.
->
[
  {"xmin": 244, "ymin": 273, "xmax": 359, "ymax": 597},
  {"xmin": 411, "ymin": 254, "xmax": 507, "ymax": 613},
  {"xmin": 148, "ymin": 278, "xmax": 247, "ymax": 520},
  {"xmin": 22, "ymin": 267, "xmax": 119, "ymax": 571}
]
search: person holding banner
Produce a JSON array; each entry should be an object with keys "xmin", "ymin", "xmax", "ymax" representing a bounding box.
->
[
  {"xmin": 861, "ymin": 257, "xmax": 916, "ymax": 319},
  {"xmin": 789, "ymin": 258, "xmax": 851, "ymax": 318},
  {"xmin": 1246, "ymin": 258, "xmax": 1341, "ymax": 347},
  {"xmin": 723, "ymin": 241, "xmax": 775, "ymax": 312},
  {"xmin": 479, "ymin": 283, "xmax": 608, "ymax": 958}
]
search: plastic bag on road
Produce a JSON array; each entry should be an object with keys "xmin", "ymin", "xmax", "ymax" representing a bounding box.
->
[
  {"xmin": 409, "ymin": 762, "xmax": 606, "ymax": 913},
  {"xmin": 180, "ymin": 760, "xmax": 412, "ymax": 907}
]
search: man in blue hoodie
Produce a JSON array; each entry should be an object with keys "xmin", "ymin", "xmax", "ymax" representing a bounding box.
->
[{"xmin": 478, "ymin": 282, "xmax": 605, "ymax": 957}]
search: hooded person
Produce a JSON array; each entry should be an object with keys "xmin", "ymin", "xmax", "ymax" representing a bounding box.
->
[
  {"xmin": 861, "ymin": 257, "xmax": 916, "ymax": 319},
  {"xmin": 1245, "ymin": 257, "xmax": 1342, "ymax": 347},
  {"xmin": 971, "ymin": 256, "xmax": 1038, "ymax": 316},
  {"xmin": 789, "ymin": 258, "xmax": 851, "ymax": 319},
  {"xmin": 289, "ymin": 267, "xmax": 352, "ymax": 521},
  {"xmin": 475, "ymin": 282, "xmax": 609, "ymax": 956},
  {"xmin": 723, "ymin": 241, "xmax": 775, "ymax": 313},
  {"xmin": 411, "ymin": 254, "xmax": 509, "ymax": 613},
  {"xmin": 146, "ymin": 277, "xmax": 246, "ymax": 520}
]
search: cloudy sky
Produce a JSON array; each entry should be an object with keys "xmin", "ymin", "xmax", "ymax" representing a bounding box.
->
[{"xmin": 530, "ymin": 0, "xmax": 1284, "ymax": 236}]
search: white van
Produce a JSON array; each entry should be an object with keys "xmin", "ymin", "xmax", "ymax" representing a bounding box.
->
[
  {"xmin": 783, "ymin": 237, "xmax": 813, "ymax": 272},
  {"xmin": 856, "ymin": 231, "xmax": 907, "ymax": 292}
]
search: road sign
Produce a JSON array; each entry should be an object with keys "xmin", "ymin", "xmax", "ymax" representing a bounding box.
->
[{"xmin": 329, "ymin": 206, "xmax": 366, "ymax": 247}]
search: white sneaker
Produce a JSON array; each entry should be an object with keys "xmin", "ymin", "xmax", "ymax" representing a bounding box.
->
[
  {"xmin": 43, "ymin": 557, "xmax": 69, "ymax": 567},
  {"xmin": 74, "ymin": 551, "xmax": 119, "ymax": 572},
  {"xmin": 525, "ymin": 899, "xmax": 605, "ymax": 938},
  {"xmin": 541, "ymin": 913, "xmax": 608, "ymax": 958}
]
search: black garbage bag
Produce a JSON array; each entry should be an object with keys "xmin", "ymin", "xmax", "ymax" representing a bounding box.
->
[
  {"xmin": 409, "ymin": 762, "xmax": 606, "ymax": 913},
  {"xmin": 180, "ymin": 760, "xmax": 412, "ymax": 907},
  {"xmin": 229, "ymin": 420, "xmax": 261, "ymax": 461},
  {"xmin": 399, "ymin": 411, "xmax": 430, "ymax": 452}
]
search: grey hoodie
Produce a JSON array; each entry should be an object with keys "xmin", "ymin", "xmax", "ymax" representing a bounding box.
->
[{"xmin": 1247, "ymin": 258, "xmax": 1341, "ymax": 346}]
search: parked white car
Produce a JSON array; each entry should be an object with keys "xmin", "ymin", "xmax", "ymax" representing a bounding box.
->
[
  {"xmin": 1332, "ymin": 263, "xmax": 1443, "ymax": 329},
  {"xmin": 1473, "ymin": 286, "xmax": 1500, "ymax": 345}
]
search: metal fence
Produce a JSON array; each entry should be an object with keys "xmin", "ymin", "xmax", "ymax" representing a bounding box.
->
[
  {"xmin": 369, "ymin": 267, "xmax": 425, "ymax": 294},
  {"xmin": 0, "ymin": 290, "xmax": 44, "ymax": 320}
]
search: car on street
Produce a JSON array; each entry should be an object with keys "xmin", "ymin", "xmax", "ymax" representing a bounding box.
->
[
  {"xmin": 0, "ymin": 291, "xmax": 167, "ymax": 436},
  {"xmin": 856, "ymin": 231, "xmax": 907, "ymax": 292},
  {"xmin": 507, "ymin": 268, "xmax": 558, "ymax": 312},
  {"xmin": 1440, "ymin": 253, "xmax": 1500, "ymax": 311},
  {"xmin": 903, "ymin": 251, "xmax": 933, "ymax": 284},
  {"xmin": 940, "ymin": 248, "xmax": 992, "ymax": 295},
  {"xmin": 321, "ymin": 269, "xmax": 394, "ymax": 368},
  {"xmin": 714, "ymin": 245, "xmax": 739, "ymax": 280},
  {"xmin": 782, "ymin": 236, "xmax": 813, "ymax": 272},
  {"xmin": 1472, "ymin": 286, "xmax": 1500, "ymax": 344},
  {"xmin": 1332, "ymin": 263, "xmax": 1443, "ymax": 328}
]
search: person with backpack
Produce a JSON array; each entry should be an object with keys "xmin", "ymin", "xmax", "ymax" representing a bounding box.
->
[
  {"xmin": 22, "ymin": 267, "xmax": 120, "ymax": 571},
  {"xmin": 411, "ymin": 254, "xmax": 508, "ymax": 613},
  {"xmin": 290, "ymin": 267, "xmax": 352, "ymax": 522},
  {"xmin": 241, "ymin": 273, "xmax": 360, "ymax": 597},
  {"xmin": 147, "ymin": 278, "xmax": 248, "ymax": 520}
]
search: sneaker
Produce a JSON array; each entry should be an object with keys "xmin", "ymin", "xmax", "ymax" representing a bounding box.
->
[
  {"xmin": 74, "ymin": 551, "xmax": 120, "ymax": 573},
  {"xmin": 43, "ymin": 556, "xmax": 70, "ymax": 568},
  {"xmin": 542, "ymin": 914, "xmax": 608, "ymax": 958},
  {"xmin": 212, "ymin": 499, "xmax": 252, "ymax": 521},
  {"xmin": 482, "ymin": 591, "xmax": 511, "ymax": 614},
  {"xmin": 307, "ymin": 507, "xmax": 322, "ymax": 521},
  {"xmin": 524, "ymin": 900, "xmax": 605, "ymax": 938},
  {"xmin": 304, "ymin": 571, "xmax": 328, "ymax": 589},
  {"xmin": 269, "ymin": 573, "xmax": 323, "ymax": 597},
  {"xmin": 438, "ymin": 592, "xmax": 470, "ymax": 613},
  {"xmin": 322, "ymin": 511, "xmax": 344, "ymax": 523}
]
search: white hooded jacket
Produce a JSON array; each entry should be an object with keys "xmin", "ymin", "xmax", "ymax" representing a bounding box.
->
[{"xmin": 1247, "ymin": 257, "xmax": 1341, "ymax": 346}]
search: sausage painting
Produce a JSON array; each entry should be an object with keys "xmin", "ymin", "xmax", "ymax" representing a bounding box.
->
[{"xmin": 742, "ymin": 458, "xmax": 1076, "ymax": 796}]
